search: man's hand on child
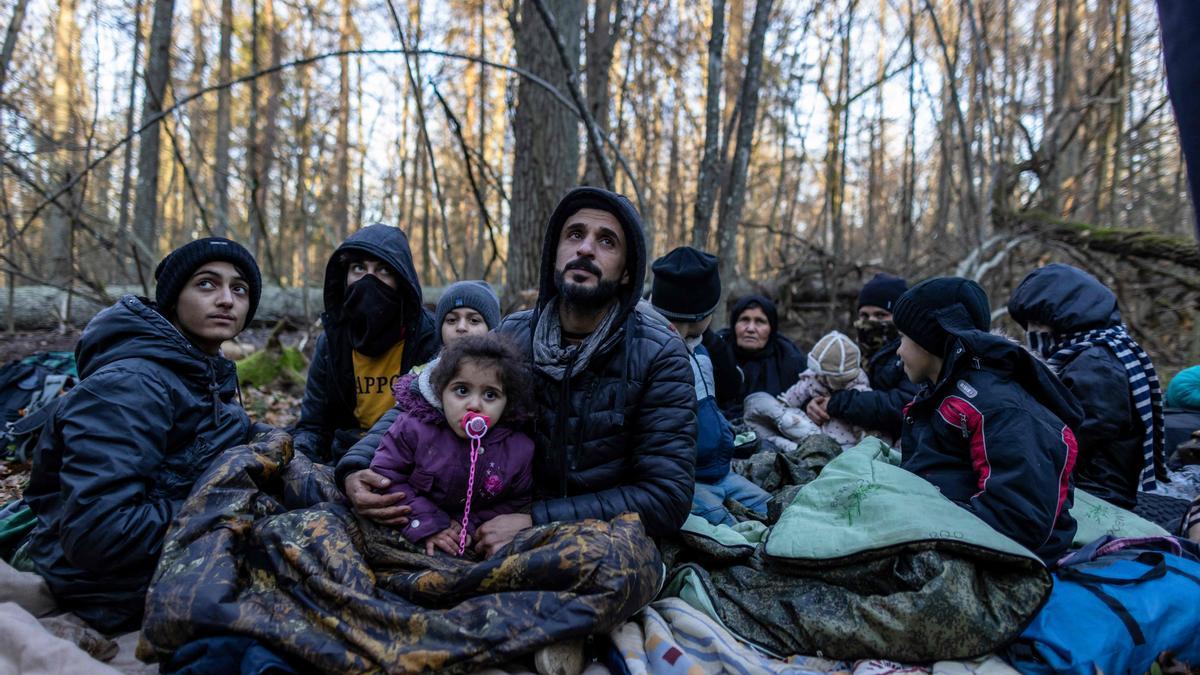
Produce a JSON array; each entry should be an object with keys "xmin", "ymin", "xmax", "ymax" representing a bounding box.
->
[
  {"xmin": 345, "ymin": 469, "xmax": 412, "ymax": 525},
  {"xmin": 474, "ymin": 513, "xmax": 533, "ymax": 558},
  {"xmin": 425, "ymin": 523, "xmax": 468, "ymax": 556}
]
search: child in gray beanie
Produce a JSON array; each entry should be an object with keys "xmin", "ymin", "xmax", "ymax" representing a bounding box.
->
[{"xmin": 435, "ymin": 280, "xmax": 501, "ymax": 347}]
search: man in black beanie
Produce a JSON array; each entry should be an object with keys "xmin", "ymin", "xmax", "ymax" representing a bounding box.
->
[
  {"xmin": 891, "ymin": 277, "xmax": 1083, "ymax": 560},
  {"xmin": 809, "ymin": 272, "xmax": 918, "ymax": 440}
]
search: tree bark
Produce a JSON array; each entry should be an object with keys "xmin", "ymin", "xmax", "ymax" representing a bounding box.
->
[
  {"xmin": 507, "ymin": 0, "xmax": 583, "ymax": 294},
  {"xmin": 333, "ymin": 0, "xmax": 354, "ymax": 241},
  {"xmin": 247, "ymin": 0, "xmax": 262, "ymax": 253},
  {"xmin": 582, "ymin": 0, "xmax": 623, "ymax": 186},
  {"xmin": 131, "ymin": 0, "xmax": 175, "ymax": 281},
  {"xmin": 714, "ymin": 0, "xmax": 773, "ymax": 323},
  {"xmin": 211, "ymin": 0, "xmax": 232, "ymax": 237},
  {"xmin": 692, "ymin": 0, "xmax": 726, "ymax": 249},
  {"xmin": 43, "ymin": 0, "xmax": 81, "ymax": 285},
  {"xmin": 262, "ymin": 0, "xmax": 283, "ymax": 276},
  {"xmin": 0, "ymin": 0, "xmax": 29, "ymax": 93}
]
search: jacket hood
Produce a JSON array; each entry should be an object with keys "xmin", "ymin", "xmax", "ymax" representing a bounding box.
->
[
  {"xmin": 934, "ymin": 304, "xmax": 1084, "ymax": 429},
  {"xmin": 535, "ymin": 187, "xmax": 648, "ymax": 327},
  {"xmin": 323, "ymin": 224, "xmax": 424, "ymax": 323},
  {"xmin": 393, "ymin": 371, "xmax": 443, "ymax": 425},
  {"xmin": 75, "ymin": 295, "xmax": 237, "ymax": 387},
  {"xmin": 1007, "ymin": 263, "xmax": 1121, "ymax": 334}
]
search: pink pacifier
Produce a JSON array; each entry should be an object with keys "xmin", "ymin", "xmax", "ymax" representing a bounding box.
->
[
  {"xmin": 461, "ymin": 411, "xmax": 490, "ymax": 439},
  {"xmin": 457, "ymin": 411, "xmax": 491, "ymax": 556}
]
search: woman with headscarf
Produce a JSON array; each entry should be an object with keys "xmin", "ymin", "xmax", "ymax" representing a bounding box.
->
[{"xmin": 714, "ymin": 295, "xmax": 807, "ymax": 419}]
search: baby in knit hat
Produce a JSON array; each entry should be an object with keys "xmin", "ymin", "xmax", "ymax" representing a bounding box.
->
[{"xmin": 745, "ymin": 331, "xmax": 874, "ymax": 451}]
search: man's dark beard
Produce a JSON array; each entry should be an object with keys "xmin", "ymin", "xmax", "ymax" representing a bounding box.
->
[{"xmin": 555, "ymin": 261, "xmax": 621, "ymax": 310}]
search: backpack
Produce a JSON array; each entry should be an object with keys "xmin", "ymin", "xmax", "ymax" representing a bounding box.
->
[
  {"xmin": 1005, "ymin": 539, "xmax": 1200, "ymax": 674},
  {"xmin": 0, "ymin": 351, "xmax": 77, "ymax": 462}
]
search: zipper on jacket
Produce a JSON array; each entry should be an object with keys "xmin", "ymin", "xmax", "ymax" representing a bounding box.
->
[
  {"xmin": 958, "ymin": 412, "xmax": 970, "ymax": 439},
  {"xmin": 573, "ymin": 376, "xmax": 601, "ymax": 472},
  {"xmin": 556, "ymin": 350, "xmax": 579, "ymax": 498},
  {"xmin": 208, "ymin": 367, "xmax": 221, "ymax": 425}
]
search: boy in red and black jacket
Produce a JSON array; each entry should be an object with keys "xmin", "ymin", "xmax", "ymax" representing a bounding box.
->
[{"xmin": 892, "ymin": 277, "xmax": 1084, "ymax": 561}]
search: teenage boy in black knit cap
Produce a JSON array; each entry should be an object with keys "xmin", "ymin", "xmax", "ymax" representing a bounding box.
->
[
  {"xmin": 25, "ymin": 238, "xmax": 264, "ymax": 631},
  {"xmin": 650, "ymin": 247, "xmax": 770, "ymax": 525},
  {"xmin": 892, "ymin": 277, "xmax": 1083, "ymax": 560}
]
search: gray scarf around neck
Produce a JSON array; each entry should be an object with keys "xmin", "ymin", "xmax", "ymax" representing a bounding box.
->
[{"xmin": 532, "ymin": 298, "xmax": 624, "ymax": 381}]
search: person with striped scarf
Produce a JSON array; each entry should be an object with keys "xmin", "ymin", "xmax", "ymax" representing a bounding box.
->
[{"xmin": 1008, "ymin": 263, "xmax": 1166, "ymax": 510}]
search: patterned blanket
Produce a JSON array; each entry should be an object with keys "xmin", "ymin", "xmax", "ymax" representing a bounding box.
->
[{"xmin": 139, "ymin": 430, "xmax": 662, "ymax": 673}]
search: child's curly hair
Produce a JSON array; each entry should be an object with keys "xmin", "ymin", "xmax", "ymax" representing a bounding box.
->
[{"xmin": 429, "ymin": 334, "xmax": 535, "ymax": 424}]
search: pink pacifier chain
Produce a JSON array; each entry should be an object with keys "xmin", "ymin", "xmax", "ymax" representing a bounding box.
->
[{"xmin": 458, "ymin": 412, "xmax": 490, "ymax": 556}]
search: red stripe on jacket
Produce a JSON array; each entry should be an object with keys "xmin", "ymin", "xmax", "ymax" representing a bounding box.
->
[
  {"xmin": 937, "ymin": 395, "xmax": 989, "ymax": 496},
  {"xmin": 1056, "ymin": 426, "xmax": 1079, "ymax": 518}
]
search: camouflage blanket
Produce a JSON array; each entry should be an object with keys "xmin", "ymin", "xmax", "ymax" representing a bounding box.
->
[
  {"xmin": 138, "ymin": 431, "xmax": 662, "ymax": 673},
  {"xmin": 665, "ymin": 439, "xmax": 1053, "ymax": 662}
]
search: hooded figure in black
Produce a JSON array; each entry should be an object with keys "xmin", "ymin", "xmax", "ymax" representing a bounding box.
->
[
  {"xmin": 294, "ymin": 224, "xmax": 438, "ymax": 463},
  {"xmin": 1008, "ymin": 263, "xmax": 1164, "ymax": 509},
  {"xmin": 714, "ymin": 295, "xmax": 807, "ymax": 418},
  {"xmin": 489, "ymin": 187, "xmax": 696, "ymax": 541},
  {"xmin": 894, "ymin": 277, "xmax": 1084, "ymax": 561}
]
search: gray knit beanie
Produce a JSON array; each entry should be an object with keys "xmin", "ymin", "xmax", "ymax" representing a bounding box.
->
[{"xmin": 435, "ymin": 280, "xmax": 501, "ymax": 331}]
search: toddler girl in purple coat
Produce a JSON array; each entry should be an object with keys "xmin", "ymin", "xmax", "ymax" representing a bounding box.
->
[{"xmin": 370, "ymin": 334, "xmax": 536, "ymax": 556}]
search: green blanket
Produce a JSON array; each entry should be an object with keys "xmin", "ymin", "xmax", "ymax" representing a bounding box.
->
[{"xmin": 665, "ymin": 438, "xmax": 1052, "ymax": 662}]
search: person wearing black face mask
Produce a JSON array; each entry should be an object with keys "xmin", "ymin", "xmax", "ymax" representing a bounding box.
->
[
  {"xmin": 807, "ymin": 273, "xmax": 920, "ymax": 441},
  {"xmin": 293, "ymin": 224, "xmax": 439, "ymax": 464}
]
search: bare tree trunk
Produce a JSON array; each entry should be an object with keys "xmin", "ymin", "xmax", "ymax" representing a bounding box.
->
[
  {"xmin": 261, "ymin": 0, "xmax": 283, "ymax": 275},
  {"xmin": 714, "ymin": 0, "xmax": 773, "ymax": 324},
  {"xmin": 665, "ymin": 101, "xmax": 681, "ymax": 247},
  {"xmin": 582, "ymin": 0, "xmax": 623, "ymax": 186},
  {"xmin": 507, "ymin": 0, "xmax": 582, "ymax": 294},
  {"xmin": 898, "ymin": 0, "xmax": 917, "ymax": 266},
  {"xmin": 470, "ymin": 0, "xmax": 488, "ymax": 278},
  {"xmin": 825, "ymin": 0, "xmax": 856, "ymax": 262},
  {"xmin": 116, "ymin": 0, "xmax": 145, "ymax": 282},
  {"xmin": 211, "ymin": 0, "xmax": 232, "ymax": 237},
  {"xmin": 354, "ymin": 55, "xmax": 366, "ymax": 230},
  {"xmin": 865, "ymin": 0, "xmax": 886, "ymax": 249},
  {"xmin": 692, "ymin": 0, "xmax": 726, "ymax": 249},
  {"xmin": 183, "ymin": 0, "xmax": 206, "ymax": 231},
  {"xmin": 246, "ymin": 0, "xmax": 262, "ymax": 253},
  {"xmin": 0, "ymin": 0, "xmax": 29, "ymax": 93},
  {"xmin": 43, "ymin": 0, "xmax": 80, "ymax": 285},
  {"xmin": 131, "ymin": 0, "xmax": 176, "ymax": 281},
  {"xmin": 333, "ymin": 0, "xmax": 354, "ymax": 241}
]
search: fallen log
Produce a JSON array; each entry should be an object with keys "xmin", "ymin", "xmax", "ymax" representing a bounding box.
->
[{"xmin": 1001, "ymin": 210, "xmax": 1200, "ymax": 269}]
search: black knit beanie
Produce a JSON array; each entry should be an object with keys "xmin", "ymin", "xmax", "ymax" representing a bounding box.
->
[
  {"xmin": 651, "ymin": 247, "xmax": 721, "ymax": 321},
  {"xmin": 858, "ymin": 273, "xmax": 909, "ymax": 311},
  {"xmin": 892, "ymin": 277, "xmax": 990, "ymax": 357},
  {"xmin": 154, "ymin": 237, "xmax": 263, "ymax": 325}
]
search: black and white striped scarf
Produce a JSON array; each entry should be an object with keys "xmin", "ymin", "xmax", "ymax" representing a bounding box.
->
[{"xmin": 1047, "ymin": 324, "xmax": 1164, "ymax": 491}]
